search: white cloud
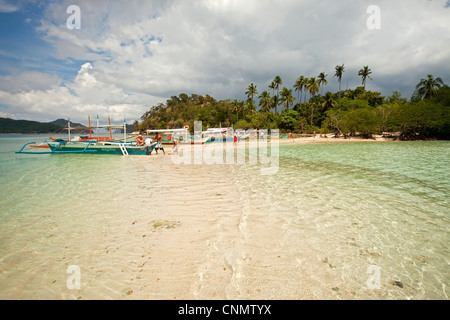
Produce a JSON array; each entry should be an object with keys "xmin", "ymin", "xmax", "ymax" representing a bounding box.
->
[
  {"xmin": 0, "ymin": 63, "xmax": 163, "ymax": 123},
  {"xmin": 0, "ymin": 0, "xmax": 19, "ymax": 13},
  {"xmin": 0, "ymin": 71, "xmax": 61, "ymax": 93},
  {"xmin": 1, "ymin": 0, "xmax": 449, "ymax": 122}
]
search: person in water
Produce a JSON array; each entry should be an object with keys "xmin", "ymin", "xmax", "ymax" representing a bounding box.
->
[{"xmin": 172, "ymin": 139, "xmax": 179, "ymax": 154}]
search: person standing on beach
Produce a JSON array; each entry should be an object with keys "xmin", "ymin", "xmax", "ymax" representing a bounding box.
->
[
  {"xmin": 144, "ymin": 136, "xmax": 152, "ymax": 155},
  {"xmin": 154, "ymin": 132, "xmax": 165, "ymax": 155}
]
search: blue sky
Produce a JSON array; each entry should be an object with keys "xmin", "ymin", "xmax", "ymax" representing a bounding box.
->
[
  {"xmin": 0, "ymin": 8, "xmax": 80, "ymax": 79},
  {"xmin": 0, "ymin": 0, "xmax": 449, "ymax": 124}
]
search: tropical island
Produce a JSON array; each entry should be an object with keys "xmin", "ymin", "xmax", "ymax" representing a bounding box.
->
[
  {"xmin": 0, "ymin": 118, "xmax": 85, "ymax": 134},
  {"xmin": 0, "ymin": 118, "xmax": 131, "ymax": 134},
  {"xmin": 135, "ymin": 67, "xmax": 449, "ymax": 141}
]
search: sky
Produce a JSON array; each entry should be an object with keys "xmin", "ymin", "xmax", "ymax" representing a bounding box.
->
[{"xmin": 0, "ymin": 0, "xmax": 449, "ymax": 124}]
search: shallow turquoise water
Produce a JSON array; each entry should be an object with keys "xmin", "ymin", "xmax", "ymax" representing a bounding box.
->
[{"xmin": 0, "ymin": 135, "xmax": 449, "ymax": 299}]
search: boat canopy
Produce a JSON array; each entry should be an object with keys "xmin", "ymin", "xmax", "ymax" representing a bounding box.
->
[{"xmin": 145, "ymin": 129, "xmax": 189, "ymax": 133}]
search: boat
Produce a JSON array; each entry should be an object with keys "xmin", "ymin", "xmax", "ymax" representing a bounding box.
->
[
  {"xmin": 144, "ymin": 128, "xmax": 210, "ymax": 145},
  {"xmin": 45, "ymin": 139, "xmax": 149, "ymax": 155},
  {"xmin": 16, "ymin": 117, "xmax": 156, "ymax": 156}
]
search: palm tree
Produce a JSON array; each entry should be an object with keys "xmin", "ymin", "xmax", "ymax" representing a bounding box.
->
[
  {"xmin": 322, "ymin": 92, "xmax": 336, "ymax": 112},
  {"xmin": 358, "ymin": 66, "xmax": 373, "ymax": 90},
  {"xmin": 268, "ymin": 81, "xmax": 275, "ymax": 97},
  {"xmin": 294, "ymin": 76, "xmax": 305, "ymax": 105},
  {"xmin": 273, "ymin": 76, "xmax": 282, "ymax": 106},
  {"xmin": 302, "ymin": 77, "xmax": 309, "ymax": 103},
  {"xmin": 280, "ymin": 87, "xmax": 295, "ymax": 111},
  {"xmin": 318, "ymin": 72, "xmax": 328, "ymax": 96},
  {"xmin": 415, "ymin": 74, "xmax": 444, "ymax": 100},
  {"xmin": 232, "ymin": 99, "xmax": 243, "ymax": 123},
  {"xmin": 334, "ymin": 64, "xmax": 345, "ymax": 101},
  {"xmin": 245, "ymin": 99, "xmax": 256, "ymax": 115},
  {"xmin": 258, "ymin": 91, "xmax": 272, "ymax": 113},
  {"xmin": 307, "ymin": 78, "xmax": 320, "ymax": 126},
  {"xmin": 307, "ymin": 77, "xmax": 320, "ymax": 101},
  {"xmin": 245, "ymin": 83, "xmax": 258, "ymax": 104},
  {"xmin": 272, "ymin": 94, "xmax": 280, "ymax": 114}
]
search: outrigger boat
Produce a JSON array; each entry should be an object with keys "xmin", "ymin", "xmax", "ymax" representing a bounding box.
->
[
  {"xmin": 141, "ymin": 127, "xmax": 253, "ymax": 144},
  {"xmin": 16, "ymin": 118, "xmax": 279, "ymax": 156},
  {"xmin": 16, "ymin": 117, "xmax": 156, "ymax": 156},
  {"xmin": 144, "ymin": 128, "xmax": 210, "ymax": 145}
]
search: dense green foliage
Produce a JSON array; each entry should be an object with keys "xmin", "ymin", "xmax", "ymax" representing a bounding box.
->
[
  {"xmin": 136, "ymin": 73, "xmax": 449, "ymax": 140},
  {"xmin": 138, "ymin": 86, "xmax": 449, "ymax": 140}
]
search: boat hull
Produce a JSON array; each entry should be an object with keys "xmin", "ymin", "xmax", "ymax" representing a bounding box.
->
[{"xmin": 49, "ymin": 141, "xmax": 147, "ymax": 155}]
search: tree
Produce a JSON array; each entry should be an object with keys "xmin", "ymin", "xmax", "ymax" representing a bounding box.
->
[
  {"xmin": 318, "ymin": 72, "xmax": 328, "ymax": 95},
  {"xmin": 273, "ymin": 76, "xmax": 282, "ymax": 111},
  {"xmin": 245, "ymin": 83, "xmax": 258, "ymax": 104},
  {"xmin": 268, "ymin": 81, "xmax": 275, "ymax": 96},
  {"xmin": 302, "ymin": 77, "xmax": 309, "ymax": 103},
  {"xmin": 293, "ymin": 76, "xmax": 305, "ymax": 104},
  {"xmin": 307, "ymin": 77, "xmax": 320, "ymax": 126},
  {"xmin": 388, "ymin": 91, "xmax": 407, "ymax": 104},
  {"xmin": 334, "ymin": 64, "xmax": 345, "ymax": 101},
  {"xmin": 358, "ymin": 66, "xmax": 373, "ymax": 90},
  {"xmin": 324, "ymin": 108, "xmax": 346, "ymax": 135},
  {"xmin": 272, "ymin": 94, "xmax": 280, "ymax": 115},
  {"xmin": 415, "ymin": 74, "xmax": 444, "ymax": 100},
  {"xmin": 341, "ymin": 108, "xmax": 379, "ymax": 138},
  {"xmin": 280, "ymin": 87, "xmax": 295, "ymax": 111},
  {"xmin": 245, "ymin": 99, "xmax": 257, "ymax": 116},
  {"xmin": 232, "ymin": 99, "xmax": 243, "ymax": 123},
  {"xmin": 322, "ymin": 92, "xmax": 336, "ymax": 112},
  {"xmin": 279, "ymin": 109, "xmax": 299, "ymax": 131},
  {"xmin": 258, "ymin": 91, "xmax": 272, "ymax": 113},
  {"xmin": 307, "ymin": 77, "xmax": 320, "ymax": 101}
]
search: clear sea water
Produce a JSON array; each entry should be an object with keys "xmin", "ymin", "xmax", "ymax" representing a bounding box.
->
[{"xmin": 0, "ymin": 134, "xmax": 448, "ymax": 299}]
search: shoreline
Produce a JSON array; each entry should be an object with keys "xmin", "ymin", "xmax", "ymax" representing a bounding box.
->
[
  {"xmin": 276, "ymin": 134, "xmax": 450, "ymax": 146},
  {"xmin": 277, "ymin": 135, "xmax": 395, "ymax": 145}
]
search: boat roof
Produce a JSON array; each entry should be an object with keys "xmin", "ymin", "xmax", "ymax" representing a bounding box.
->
[
  {"xmin": 145, "ymin": 128, "xmax": 188, "ymax": 133},
  {"xmin": 64, "ymin": 124, "xmax": 126, "ymax": 130}
]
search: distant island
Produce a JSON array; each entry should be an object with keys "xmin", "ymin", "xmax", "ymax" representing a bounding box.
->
[
  {"xmin": 0, "ymin": 117, "xmax": 134, "ymax": 134},
  {"xmin": 0, "ymin": 118, "xmax": 85, "ymax": 134}
]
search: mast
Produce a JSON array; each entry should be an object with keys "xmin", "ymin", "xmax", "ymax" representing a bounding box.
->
[
  {"xmin": 96, "ymin": 114, "xmax": 99, "ymax": 141},
  {"xmin": 88, "ymin": 115, "xmax": 92, "ymax": 139},
  {"xmin": 108, "ymin": 116, "xmax": 113, "ymax": 140}
]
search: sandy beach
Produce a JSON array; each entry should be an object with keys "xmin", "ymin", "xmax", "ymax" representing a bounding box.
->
[{"xmin": 277, "ymin": 134, "xmax": 395, "ymax": 146}]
